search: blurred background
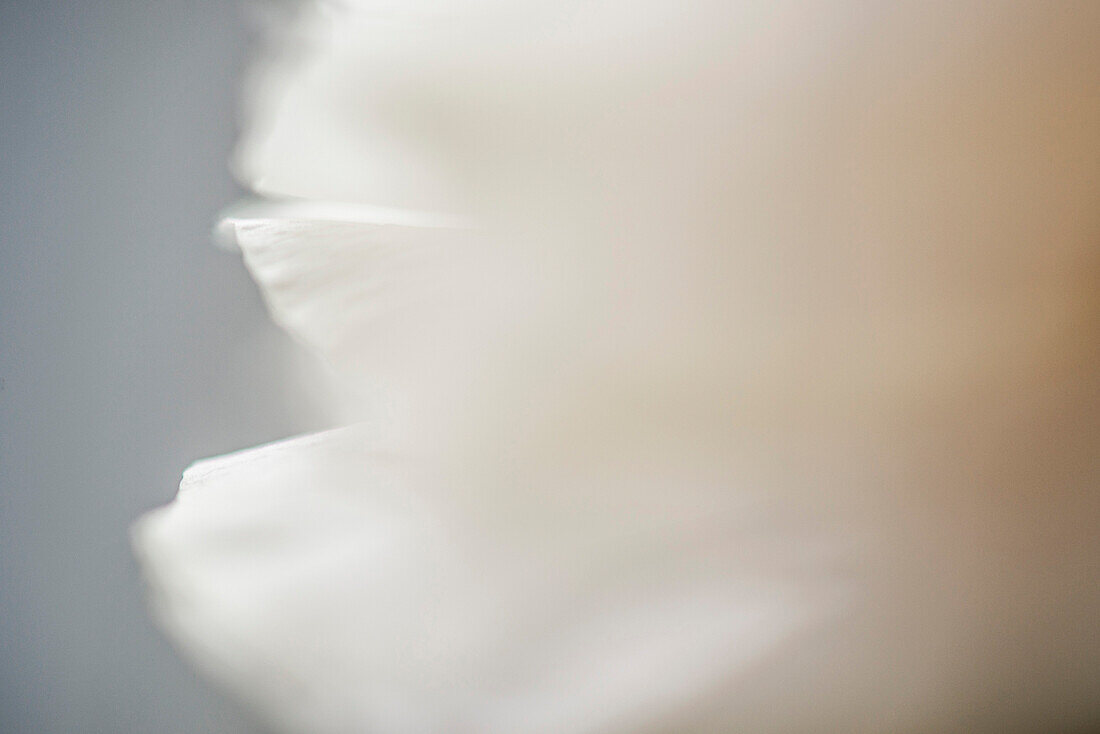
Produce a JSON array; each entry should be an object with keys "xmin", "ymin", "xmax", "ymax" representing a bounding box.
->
[{"xmin": 0, "ymin": 1, "xmax": 324, "ymax": 731}]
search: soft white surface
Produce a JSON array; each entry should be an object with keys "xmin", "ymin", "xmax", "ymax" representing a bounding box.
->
[
  {"xmin": 134, "ymin": 428, "xmax": 844, "ymax": 734},
  {"xmin": 135, "ymin": 1, "xmax": 1100, "ymax": 731}
]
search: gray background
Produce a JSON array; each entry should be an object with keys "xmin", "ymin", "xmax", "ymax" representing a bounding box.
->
[{"xmin": 0, "ymin": 1, "xmax": 320, "ymax": 731}]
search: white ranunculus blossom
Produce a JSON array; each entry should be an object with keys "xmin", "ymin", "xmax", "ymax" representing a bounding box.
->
[{"xmin": 134, "ymin": 2, "xmax": 1100, "ymax": 732}]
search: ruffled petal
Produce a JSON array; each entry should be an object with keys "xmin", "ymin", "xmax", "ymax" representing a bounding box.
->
[
  {"xmin": 133, "ymin": 428, "xmax": 840, "ymax": 734},
  {"xmin": 220, "ymin": 201, "xmax": 464, "ymax": 377}
]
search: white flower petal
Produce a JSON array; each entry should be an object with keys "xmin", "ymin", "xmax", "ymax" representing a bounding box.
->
[
  {"xmin": 135, "ymin": 2, "xmax": 1100, "ymax": 731},
  {"xmin": 133, "ymin": 428, "xmax": 843, "ymax": 734},
  {"xmin": 222, "ymin": 202, "xmax": 463, "ymax": 375}
]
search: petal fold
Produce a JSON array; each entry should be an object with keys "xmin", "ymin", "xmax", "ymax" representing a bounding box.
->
[{"xmin": 133, "ymin": 428, "xmax": 835, "ymax": 734}]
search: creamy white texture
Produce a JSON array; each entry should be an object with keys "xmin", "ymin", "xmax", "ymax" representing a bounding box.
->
[{"xmin": 135, "ymin": 2, "xmax": 1100, "ymax": 732}]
